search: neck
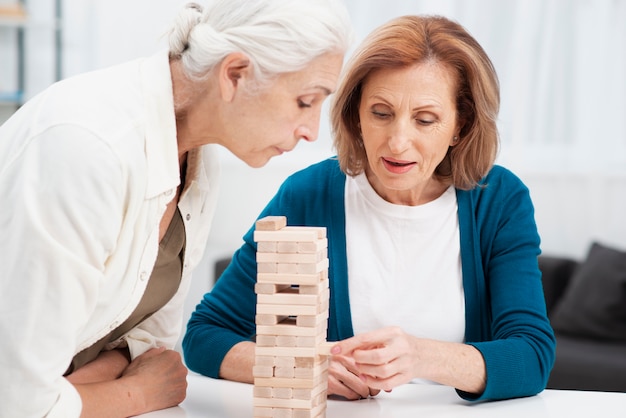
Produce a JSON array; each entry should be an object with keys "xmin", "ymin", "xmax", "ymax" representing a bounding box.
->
[{"xmin": 170, "ymin": 59, "xmax": 220, "ymax": 154}]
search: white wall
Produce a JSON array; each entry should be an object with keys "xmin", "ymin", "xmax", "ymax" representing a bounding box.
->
[{"xmin": 2, "ymin": 0, "xmax": 625, "ymax": 350}]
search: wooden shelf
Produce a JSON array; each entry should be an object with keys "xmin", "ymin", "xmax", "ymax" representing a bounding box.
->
[
  {"xmin": 0, "ymin": 3, "xmax": 27, "ymax": 25},
  {"xmin": 1, "ymin": 1, "xmax": 61, "ymax": 109}
]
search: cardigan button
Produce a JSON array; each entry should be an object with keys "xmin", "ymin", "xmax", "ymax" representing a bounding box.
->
[{"xmin": 139, "ymin": 271, "xmax": 148, "ymax": 281}]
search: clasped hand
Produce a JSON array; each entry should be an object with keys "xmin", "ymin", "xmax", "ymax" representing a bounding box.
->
[{"xmin": 327, "ymin": 326, "xmax": 422, "ymax": 400}]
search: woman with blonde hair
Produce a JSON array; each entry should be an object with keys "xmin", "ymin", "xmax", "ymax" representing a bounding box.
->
[{"xmin": 184, "ymin": 14, "xmax": 555, "ymax": 402}]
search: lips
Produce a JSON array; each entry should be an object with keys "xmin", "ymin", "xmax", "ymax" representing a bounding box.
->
[{"xmin": 382, "ymin": 157, "xmax": 416, "ymax": 174}]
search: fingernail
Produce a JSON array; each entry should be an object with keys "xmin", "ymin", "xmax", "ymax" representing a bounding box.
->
[{"xmin": 331, "ymin": 345, "xmax": 341, "ymax": 354}]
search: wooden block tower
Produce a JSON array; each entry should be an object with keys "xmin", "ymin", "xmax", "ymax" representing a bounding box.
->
[{"xmin": 252, "ymin": 216, "xmax": 333, "ymax": 418}]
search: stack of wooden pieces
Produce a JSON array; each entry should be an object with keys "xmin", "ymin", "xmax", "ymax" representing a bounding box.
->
[{"xmin": 253, "ymin": 216, "xmax": 333, "ymax": 418}]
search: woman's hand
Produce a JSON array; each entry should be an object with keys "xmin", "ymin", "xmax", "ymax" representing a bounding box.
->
[
  {"xmin": 327, "ymin": 353, "xmax": 380, "ymax": 400},
  {"xmin": 71, "ymin": 347, "xmax": 188, "ymax": 417},
  {"xmin": 121, "ymin": 347, "xmax": 188, "ymax": 411},
  {"xmin": 331, "ymin": 326, "xmax": 486, "ymax": 394},
  {"xmin": 331, "ymin": 326, "xmax": 422, "ymax": 392}
]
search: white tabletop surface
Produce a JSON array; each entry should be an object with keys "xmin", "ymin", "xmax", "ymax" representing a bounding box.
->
[{"xmin": 138, "ymin": 373, "xmax": 626, "ymax": 418}]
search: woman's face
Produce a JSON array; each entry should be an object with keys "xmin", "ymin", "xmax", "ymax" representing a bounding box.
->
[
  {"xmin": 226, "ymin": 52, "xmax": 344, "ymax": 168},
  {"xmin": 358, "ymin": 61, "xmax": 459, "ymax": 205}
]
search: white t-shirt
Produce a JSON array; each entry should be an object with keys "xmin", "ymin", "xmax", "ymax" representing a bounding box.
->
[{"xmin": 345, "ymin": 173, "xmax": 465, "ymax": 346}]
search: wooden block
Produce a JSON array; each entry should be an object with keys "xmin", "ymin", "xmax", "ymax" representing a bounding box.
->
[
  {"xmin": 277, "ymin": 241, "xmax": 299, "ymax": 253},
  {"xmin": 317, "ymin": 341, "xmax": 335, "ymax": 356},
  {"xmin": 274, "ymin": 365, "xmax": 295, "ymax": 378},
  {"xmin": 298, "ymin": 279, "xmax": 329, "ymax": 295},
  {"xmin": 297, "ymin": 238, "xmax": 327, "ymax": 254},
  {"xmin": 256, "ymin": 303, "xmax": 320, "ymax": 316},
  {"xmin": 256, "ymin": 319, "xmax": 326, "ymax": 337},
  {"xmin": 252, "ymin": 365, "xmax": 274, "ymax": 378},
  {"xmin": 297, "ymin": 259, "xmax": 329, "ymax": 275},
  {"xmin": 257, "ymin": 290, "xmax": 321, "ymax": 306},
  {"xmin": 255, "ymin": 283, "xmax": 292, "ymax": 295},
  {"xmin": 257, "ymin": 241, "xmax": 278, "ymax": 253},
  {"xmin": 272, "ymin": 387, "xmax": 293, "ymax": 399},
  {"xmin": 293, "ymin": 407, "xmax": 325, "ymax": 418},
  {"xmin": 277, "ymin": 263, "xmax": 299, "ymax": 274},
  {"xmin": 255, "ymin": 355, "xmax": 275, "ymax": 367},
  {"xmin": 274, "ymin": 356, "xmax": 295, "ymax": 368},
  {"xmin": 257, "ymin": 272, "xmax": 325, "ymax": 286},
  {"xmin": 257, "ymin": 262, "xmax": 277, "ymax": 274},
  {"xmin": 253, "ymin": 386, "xmax": 273, "ymax": 398},
  {"xmin": 253, "ymin": 406, "xmax": 273, "ymax": 417},
  {"xmin": 293, "ymin": 403, "xmax": 326, "ymax": 418},
  {"xmin": 254, "ymin": 377, "xmax": 316, "ymax": 389},
  {"xmin": 296, "ymin": 311, "xmax": 328, "ymax": 327},
  {"xmin": 295, "ymin": 357, "xmax": 314, "ymax": 368},
  {"xmin": 295, "ymin": 362, "xmax": 328, "ymax": 379},
  {"xmin": 255, "ymin": 346, "xmax": 318, "ymax": 357},
  {"xmin": 255, "ymin": 371, "xmax": 327, "ymax": 388},
  {"xmin": 296, "ymin": 334, "xmax": 325, "ymax": 348},
  {"xmin": 253, "ymin": 397, "xmax": 314, "ymax": 409},
  {"xmin": 293, "ymin": 227, "xmax": 327, "ymax": 239},
  {"xmin": 254, "ymin": 227, "xmax": 325, "ymax": 243},
  {"xmin": 276, "ymin": 335, "xmax": 297, "ymax": 347},
  {"xmin": 256, "ymin": 335, "xmax": 277, "ymax": 347},
  {"xmin": 271, "ymin": 408, "xmax": 293, "ymax": 418},
  {"xmin": 257, "ymin": 251, "xmax": 324, "ymax": 264},
  {"xmin": 292, "ymin": 381, "xmax": 327, "ymax": 400},
  {"xmin": 255, "ymin": 216, "xmax": 287, "ymax": 231},
  {"xmin": 255, "ymin": 314, "xmax": 288, "ymax": 325}
]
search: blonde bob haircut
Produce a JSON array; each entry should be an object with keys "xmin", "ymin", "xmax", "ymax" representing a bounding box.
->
[{"xmin": 331, "ymin": 15, "xmax": 500, "ymax": 190}]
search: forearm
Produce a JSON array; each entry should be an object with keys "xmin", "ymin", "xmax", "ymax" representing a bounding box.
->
[
  {"xmin": 219, "ymin": 341, "xmax": 255, "ymax": 383},
  {"xmin": 418, "ymin": 339, "xmax": 486, "ymax": 395},
  {"xmin": 73, "ymin": 347, "xmax": 187, "ymax": 417},
  {"xmin": 74, "ymin": 377, "xmax": 144, "ymax": 418},
  {"xmin": 66, "ymin": 348, "xmax": 131, "ymax": 385}
]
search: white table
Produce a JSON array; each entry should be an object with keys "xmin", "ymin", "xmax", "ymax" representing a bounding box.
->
[{"xmin": 139, "ymin": 373, "xmax": 626, "ymax": 417}]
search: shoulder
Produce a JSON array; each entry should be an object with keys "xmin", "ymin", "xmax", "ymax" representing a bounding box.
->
[
  {"xmin": 265, "ymin": 158, "xmax": 344, "ymax": 220},
  {"xmin": 283, "ymin": 157, "xmax": 344, "ymax": 189},
  {"xmin": 480, "ymin": 165, "xmax": 527, "ymax": 189},
  {"xmin": 457, "ymin": 165, "xmax": 534, "ymax": 219},
  {"xmin": 460, "ymin": 165, "xmax": 529, "ymax": 200}
]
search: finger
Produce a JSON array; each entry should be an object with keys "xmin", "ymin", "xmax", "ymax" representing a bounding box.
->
[
  {"xmin": 333, "ymin": 332, "xmax": 383, "ymax": 356},
  {"xmin": 328, "ymin": 358, "xmax": 371, "ymax": 400},
  {"xmin": 360, "ymin": 367, "xmax": 407, "ymax": 392},
  {"xmin": 338, "ymin": 369, "xmax": 371, "ymax": 399},
  {"xmin": 327, "ymin": 374, "xmax": 363, "ymax": 400},
  {"xmin": 352, "ymin": 345, "xmax": 394, "ymax": 366},
  {"xmin": 355, "ymin": 360, "xmax": 395, "ymax": 379},
  {"xmin": 369, "ymin": 387, "xmax": 381, "ymax": 397}
]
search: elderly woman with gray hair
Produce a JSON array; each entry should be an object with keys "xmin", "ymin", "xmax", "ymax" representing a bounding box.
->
[{"xmin": 0, "ymin": 1, "xmax": 352, "ymax": 416}]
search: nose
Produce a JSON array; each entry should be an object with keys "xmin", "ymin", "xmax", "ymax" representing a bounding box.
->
[
  {"xmin": 387, "ymin": 119, "xmax": 412, "ymax": 154},
  {"xmin": 295, "ymin": 113, "xmax": 321, "ymax": 143}
]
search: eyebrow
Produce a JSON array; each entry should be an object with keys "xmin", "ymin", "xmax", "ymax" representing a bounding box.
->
[
  {"xmin": 369, "ymin": 94, "xmax": 444, "ymax": 112},
  {"xmin": 311, "ymin": 85, "xmax": 334, "ymax": 96}
]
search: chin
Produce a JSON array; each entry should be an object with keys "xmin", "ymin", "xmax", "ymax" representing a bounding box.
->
[{"xmin": 244, "ymin": 155, "xmax": 272, "ymax": 168}]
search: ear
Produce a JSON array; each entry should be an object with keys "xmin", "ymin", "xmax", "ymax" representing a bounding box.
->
[{"xmin": 218, "ymin": 52, "xmax": 251, "ymax": 102}]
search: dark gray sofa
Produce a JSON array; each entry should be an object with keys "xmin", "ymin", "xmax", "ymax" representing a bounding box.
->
[{"xmin": 539, "ymin": 247, "xmax": 626, "ymax": 392}]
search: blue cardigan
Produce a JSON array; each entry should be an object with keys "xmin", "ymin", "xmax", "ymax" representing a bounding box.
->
[{"xmin": 183, "ymin": 158, "xmax": 555, "ymax": 401}]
